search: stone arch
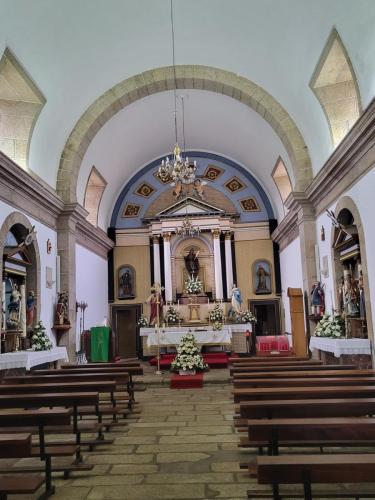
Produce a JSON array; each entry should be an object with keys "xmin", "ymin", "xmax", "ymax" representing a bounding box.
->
[
  {"xmin": 0, "ymin": 211, "xmax": 41, "ymax": 325},
  {"xmin": 57, "ymin": 65, "xmax": 312, "ymax": 203},
  {"xmin": 330, "ymin": 196, "xmax": 373, "ymax": 348}
]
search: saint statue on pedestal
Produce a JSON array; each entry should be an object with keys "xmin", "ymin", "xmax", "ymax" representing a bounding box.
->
[
  {"xmin": 310, "ymin": 281, "xmax": 325, "ymax": 316},
  {"xmin": 231, "ymin": 284, "xmax": 243, "ymax": 314},
  {"xmin": 184, "ymin": 248, "xmax": 200, "ymax": 277},
  {"xmin": 147, "ymin": 283, "xmax": 164, "ymax": 327}
]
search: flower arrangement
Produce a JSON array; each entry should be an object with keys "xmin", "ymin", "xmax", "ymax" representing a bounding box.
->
[
  {"xmin": 233, "ymin": 310, "xmax": 257, "ymax": 324},
  {"xmin": 208, "ymin": 304, "xmax": 224, "ymax": 323},
  {"xmin": 212, "ymin": 321, "xmax": 223, "ymax": 331},
  {"xmin": 170, "ymin": 333, "xmax": 208, "ymax": 372},
  {"xmin": 315, "ymin": 313, "xmax": 345, "ymax": 338},
  {"xmin": 137, "ymin": 314, "xmax": 149, "ymax": 327},
  {"xmin": 165, "ymin": 305, "xmax": 183, "ymax": 324},
  {"xmin": 185, "ymin": 275, "xmax": 203, "ymax": 294},
  {"xmin": 31, "ymin": 321, "xmax": 53, "ymax": 351}
]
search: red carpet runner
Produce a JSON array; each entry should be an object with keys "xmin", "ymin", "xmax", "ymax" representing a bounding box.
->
[{"xmin": 170, "ymin": 373, "xmax": 203, "ymax": 389}]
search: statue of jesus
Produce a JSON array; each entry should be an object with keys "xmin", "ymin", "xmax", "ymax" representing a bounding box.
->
[{"xmin": 184, "ymin": 248, "xmax": 200, "ymax": 277}]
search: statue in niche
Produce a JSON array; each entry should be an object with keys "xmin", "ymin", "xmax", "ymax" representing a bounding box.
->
[
  {"xmin": 184, "ymin": 248, "xmax": 200, "ymax": 277},
  {"xmin": 343, "ymin": 269, "xmax": 360, "ymax": 317},
  {"xmin": 7, "ymin": 284, "xmax": 21, "ymax": 329},
  {"xmin": 359, "ymin": 268, "xmax": 366, "ymax": 319},
  {"xmin": 26, "ymin": 291, "xmax": 36, "ymax": 329},
  {"xmin": 253, "ymin": 260, "xmax": 272, "ymax": 294},
  {"xmin": 310, "ymin": 281, "xmax": 325, "ymax": 316}
]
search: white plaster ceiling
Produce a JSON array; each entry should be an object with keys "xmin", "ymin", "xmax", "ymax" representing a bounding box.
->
[
  {"xmin": 0, "ymin": 0, "xmax": 375, "ymax": 195},
  {"xmin": 77, "ymin": 89, "xmax": 293, "ymax": 228}
]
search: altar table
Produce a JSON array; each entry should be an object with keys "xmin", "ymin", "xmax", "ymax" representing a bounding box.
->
[
  {"xmin": 309, "ymin": 337, "xmax": 371, "ymax": 358},
  {"xmin": 144, "ymin": 328, "xmax": 232, "ymax": 347},
  {"xmin": 256, "ymin": 335, "xmax": 290, "ymax": 354},
  {"xmin": 0, "ymin": 347, "xmax": 68, "ymax": 371}
]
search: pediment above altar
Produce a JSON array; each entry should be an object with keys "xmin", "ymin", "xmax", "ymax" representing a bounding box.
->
[{"xmin": 156, "ymin": 197, "xmax": 225, "ymax": 218}]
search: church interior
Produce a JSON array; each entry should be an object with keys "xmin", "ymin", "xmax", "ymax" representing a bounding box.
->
[{"xmin": 0, "ymin": 0, "xmax": 375, "ymax": 498}]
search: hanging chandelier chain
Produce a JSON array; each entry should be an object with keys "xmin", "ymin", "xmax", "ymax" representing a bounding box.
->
[{"xmin": 170, "ymin": 0, "xmax": 178, "ymax": 145}]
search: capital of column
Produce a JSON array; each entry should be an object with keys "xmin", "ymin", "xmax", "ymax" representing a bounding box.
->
[
  {"xmin": 163, "ymin": 232, "xmax": 171, "ymax": 242},
  {"xmin": 211, "ymin": 229, "xmax": 221, "ymax": 239},
  {"xmin": 224, "ymin": 231, "xmax": 232, "ymax": 240},
  {"xmin": 152, "ymin": 235, "xmax": 160, "ymax": 244}
]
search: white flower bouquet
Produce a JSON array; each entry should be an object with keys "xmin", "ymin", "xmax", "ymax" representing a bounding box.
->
[
  {"xmin": 315, "ymin": 313, "xmax": 345, "ymax": 338},
  {"xmin": 185, "ymin": 276, "xmax": 203, "ymax": 294},
  {"xmin": 208, "ymin": 304, "xmax": 224, "ymax": 323},
  {"xmin": 212, "ymin": 321, "xmax": 223, "ymax": 331},
  {"xmin": 31, "ymin": 321, "xmax": 53, "ymax": 351},
  {"xmin": 233, "ymin": 310, "xmax": 257, "ymax": 324},
  {"xmin": 170, "ymin": 333, "xmax": 208, "ymax": 372},
  {"xmin": 165, "ymin": 305, "xmax": 183, "ymax": 324},
  {"xmin": 137, "ymin": 314, "xmax": 149, "ymax": 327}
]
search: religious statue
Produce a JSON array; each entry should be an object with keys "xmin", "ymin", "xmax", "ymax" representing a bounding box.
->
[
  {"xmin": 184, "ymin": 248, "xmax": 200, "ymax": 277},
  {"xmin": 7, "ymin": 284, "xmax": 21, "ymax": 329},
  {"xmin": 172, "ymin": 180, "xmax": 183, "ymax": 200},
  {"xmin": 359, "ymin": 268, "xmax": 366, "ymax": 319},
  {"xmin": 121, "ymin": 270, "xmax": 132, "ymax": 296},
  {"xmin": 343, "ymin": 269, "xmax": 360, "ymax": 317},
  {"xmin": 146, "ymin": 283, "xmax": 164, "ymax": 327},
  {"xmin": 26, "ymin": 290, "xmax": 36, "ymax": 328},
  {"xmin": 193, "ymin": 178, "xmax": 206, "ymax": 200},
  {"xmin": 56, "ymin": 290, "xmax": 70, "ymax": 325},
  {"xmin": 231, "ymin": 284, "xmax": 243, "ymax": 314},
  {"xmin": 256, "ymin": 264, "xmax": 271, "ymax": 293},
  {"xmin": 310, "ymin": 281, "xmax": 325, "ymax": 316}
]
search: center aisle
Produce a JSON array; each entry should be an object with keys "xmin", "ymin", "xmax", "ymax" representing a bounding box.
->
[{"xmin": 52, "ymin": 381, "xmax": 255, "ymax": 499}]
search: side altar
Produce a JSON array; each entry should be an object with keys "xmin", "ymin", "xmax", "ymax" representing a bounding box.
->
[{"xmin": 140, "ymin": 323, "xmax": 252, "ymax": 355}]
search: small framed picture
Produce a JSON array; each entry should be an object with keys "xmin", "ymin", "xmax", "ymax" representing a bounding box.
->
[{"xmin": 118, "ymin": 265, "xmax": 136, "ymax": 299}]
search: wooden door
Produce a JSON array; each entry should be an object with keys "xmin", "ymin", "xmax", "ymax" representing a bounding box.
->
[
  {"xmin": 112, "ymin": 305, "xmax": 142, "ymax": 358},
  {"xmin": 249, "ymin": 299, "xmax": 281, "ymax": 336}
]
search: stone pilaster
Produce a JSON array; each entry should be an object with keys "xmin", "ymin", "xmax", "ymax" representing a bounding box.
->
[
  {"xmin": 153, "ymin": 235, "xmax": 161, "ymax": 286},
  {"xmin": 162, "ymin": 233, "xmax": 173, "ymax": 302},
  {"xmin": 56, "ymin": 203, "xmax": 88, "ymax": 360},
  {"xmin": 224, "ymin": 232, "xmax": 233, "ymax": 300}
]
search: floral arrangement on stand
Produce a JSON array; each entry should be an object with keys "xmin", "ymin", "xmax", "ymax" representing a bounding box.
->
[
  {"xmin": 170, "ymin": 333, "xmax": 208, "ymax": 374},
  {"xmin": 208, "ymin": 304, "xmax": 224, "ymax": 323},
  {"xmin": 233, "ymin": 310, "xmax": 257, "ymax": 324},
  {"xmin": 212, "ymin": 321, "xmax": 223, "ymax": 331},
  {"xmin": 315, "ymin": 313, "xmax": 345, "ymax": 338},
  {"xmin": 137, "ymin": 314, "xmax": 149, "ymax": 327},
  {"xmin": 31, "ymin": 321, "xmax": 53, "ymax": 351},
  {"xmin": 185, "ymin": 275, "xmax": 203, "ymax": 294},
  {"xmin": 165, "ymin": 305, "xmax": 183, "ymax": 324}
]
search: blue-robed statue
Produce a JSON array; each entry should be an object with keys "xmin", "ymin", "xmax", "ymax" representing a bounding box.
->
[{"xmin": 231, "ymin": 284, "xmax": 243, "ymax": 314}]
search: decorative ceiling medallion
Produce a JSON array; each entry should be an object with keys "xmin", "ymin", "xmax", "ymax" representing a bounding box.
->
[
  {"xmin": 202, "ymin": 164, "xmax": 224, "ymax": 181},
  {"xmin": 153, "ymin": 171, "xmax": 170, "ymax": 184},
  {"xmin": 134, "ymin": 182, "xmax": 155, "ymax": 198},
  {"xmin": 122, "ymin": 203, "xmax": 142, "ymax": 218},
  {"xmin": 224, "ymin": 176, "xmax": 246, "ymax": 193},
  {"xmin": 239, "ymin": 197, "xmax": 260, "ymax": 212}
]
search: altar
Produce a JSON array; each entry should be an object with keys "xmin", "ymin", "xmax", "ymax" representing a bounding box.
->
[
  {"xmin": 140, "ymin": 324, "xmax": 252, "ymax": 354},
  {"xmin": 0, "ymin": 346, "xmax": 68, "ymax": 371}
]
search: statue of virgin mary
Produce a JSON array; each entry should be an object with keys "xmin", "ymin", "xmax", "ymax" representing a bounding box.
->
[{"xmin": 231, "ymin": 284, "xmax": 243, "ymax": 314}]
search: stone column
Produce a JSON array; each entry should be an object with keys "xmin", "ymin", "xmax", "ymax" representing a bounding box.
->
[
  {"xmin": 224, "ymin": 232, "xmax": 233, "ymax": 300},
  {"xmin": 212, "ymin": 229, "xmax": 223, "ymax": 300},
  {"xmin": 56, "ymin": 203, "xmax": 88, "ymax": 360},
  {"xmin": 163, "ymin": 233, "xmax": 173, "ymax": 302},
  {"xmin": 153, "ymin": 235, "xmax": 161, "ymax": 286}
]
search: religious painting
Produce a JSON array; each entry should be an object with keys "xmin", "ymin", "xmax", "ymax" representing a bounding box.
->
[
  {"xmin": 202, "ymin": 164, "xmax": 224, "ymax": 182},
  {"xmin": 252, "ymin": 260, "xmax": 272, "ymax": 295},
  {"xmin": 122, "ymin": 203, "xmax": 142, "ymax": 218},
  {"xmin": 118, "ymin": 265, "xmax": 136, "ymax": 299},
  {"xmin": 134, "ymin": 182, "xmax": 155, "ymax": 198},
  {"xmin": 239, "ymin": 196, "xmax": 260, "ymax": 212},
  {"xmin": 224, "ymin": 176, "xmax": 246, "ymax": 193}
]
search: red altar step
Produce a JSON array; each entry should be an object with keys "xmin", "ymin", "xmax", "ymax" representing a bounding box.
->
[
  {"xmin": 170, "ymin": 373, "xmax": 203, "ymax": 389},
  {"xmin": 149, "ymin": 352, "xmax": 228, "ymax": 369}
]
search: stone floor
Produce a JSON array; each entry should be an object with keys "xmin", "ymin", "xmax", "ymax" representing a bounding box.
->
[{"xmin": 8, "ymin": 366, "xmax": 375, "ymax": 499}]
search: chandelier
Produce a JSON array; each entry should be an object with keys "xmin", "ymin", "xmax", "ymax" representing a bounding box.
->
[
  {"xmin": 157, "ymin": 0, "xmax": 197, "ymax": 186},
  {"xmin": 175, "ymin": 217, "xmax": 201, "ymax": 238}
]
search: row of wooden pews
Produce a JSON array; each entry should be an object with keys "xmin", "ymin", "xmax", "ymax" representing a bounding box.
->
[
  {"xmin": 229, "ymin": 354, "xmax": 375, "ymax": 499},
  {"xmin": 0, "ymin": 358, "xmax": 143, "ymax": 499}
]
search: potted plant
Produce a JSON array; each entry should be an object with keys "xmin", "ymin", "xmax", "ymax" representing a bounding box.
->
[{"xmin": 171, "ymin": 333, "xmax": 208, "ymax": 375}]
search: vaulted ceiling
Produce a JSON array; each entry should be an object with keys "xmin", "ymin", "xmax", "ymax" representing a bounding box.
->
[{"xmin": 1, "ymin": 0, "xmax": 374, "ymax": 227}]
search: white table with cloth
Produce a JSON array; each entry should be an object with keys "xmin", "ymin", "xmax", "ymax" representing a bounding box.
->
[
  {"xmin": 0, "ymin": 347, "xmax": 68, "ymax": 370},
  {"xmin": 309, "ymin": 337, "xmax": 371, "ymax": 358}
]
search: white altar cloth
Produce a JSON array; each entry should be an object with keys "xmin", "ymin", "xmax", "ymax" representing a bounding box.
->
[
  {"xmin": 309, "ymin": 337, "xmax": 371, "ymax": 358},
  {"xmin": 0, "ymin": 347, "xmax": 68, "ymax": 370},
  {"xmin": 143, "ymin": 327, "xmax": 232, "ymax": 347}
]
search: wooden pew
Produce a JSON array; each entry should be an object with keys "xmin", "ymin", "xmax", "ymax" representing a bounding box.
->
[
  {"xmin": 229, "ymin": 356, "xmax": 309, "ymax": 364},
  {"xmin": 230, "ymin": 364, "xmax": 355, "ymax": 375},
  {"xmin": 233, "ymin": 385, "xmax": 375, "ymax": 403},
  {"xmin": 232, "ymin": 368, "xmax": 363, "ymax": 378},
  {"xmin": 0, "ymin": 434, "xmax": 44, "ymax": 499},
  {"xmin": 251, "ymin": 454, "xmax": 375, "ymax": 499},
  {"xmin": 61, "ymin": 361, "xmax": 141, "ymax": 368},
  {"xmin": 244, "ymin": 417, "xmax": 375, "ymax": 456},
  {"xmin": 233, "ymin": 376, "xmax": 375, "ymax": 388},
  {"xmin": 239, "ymin": 398, "xmax": 375, "ymax": 420}
]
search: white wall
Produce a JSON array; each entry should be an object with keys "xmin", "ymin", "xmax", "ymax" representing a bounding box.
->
[
  {"xmin": 75, "ymin": 244, "xmax": 108, "ymax": 347},
  {"xmin": 0, "ymin": 200, "xmax": 58, "ymax": 344},
  {"xmin": 279, "ymin": 236, "xmax": 304, "ymax": 333}
]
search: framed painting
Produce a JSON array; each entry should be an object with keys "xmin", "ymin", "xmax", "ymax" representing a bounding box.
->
[
  {"xmin": 252, "ymin": 260, "xmax": 272, "ymax": 295},
  {"xmin": 118, "ymin": 265, "xmax": 136, "ymax": 299}
]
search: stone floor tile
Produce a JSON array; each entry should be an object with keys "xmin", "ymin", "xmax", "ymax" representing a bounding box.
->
[
  {"xmin": 87, "ymin": 453, "xmax": 154, "ymax": 464},
  {"xmin": 70, "ymin": 474, "xmax": 144, "ymax": 486},
  {"xmin": 86, "ymin": 483, "xmax": 206, "ymax": 499},
  {"xmin": 137, "ymin": 443, "xmax": 218, "ymax": 453},
  {"xmin": 110, "ymin": 463, "xmax": 159, "ymax": 474},
  {"xmin": 156, "ymin": 452, "xmax": 211, "ymax": 463}
]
